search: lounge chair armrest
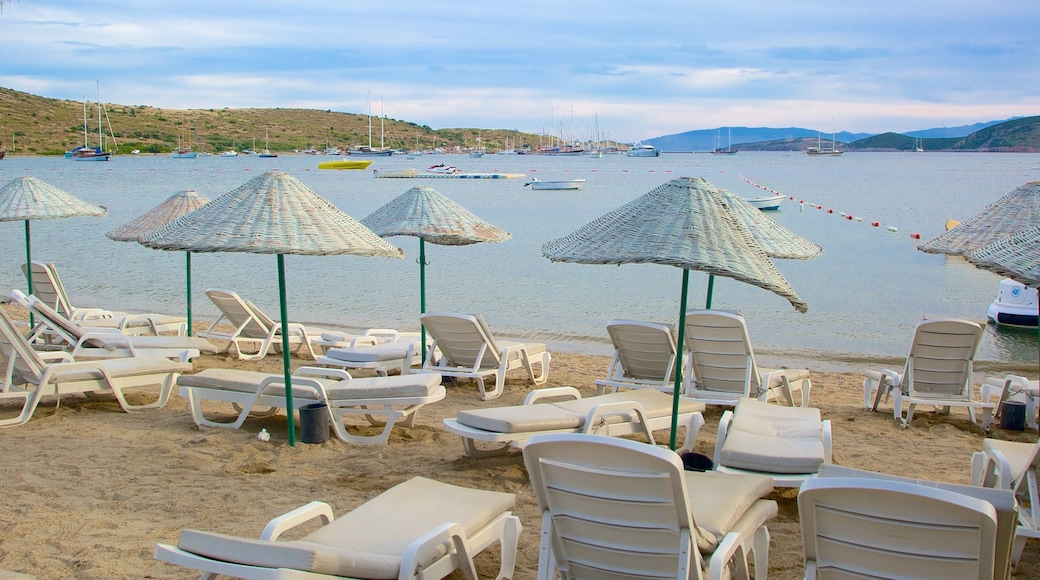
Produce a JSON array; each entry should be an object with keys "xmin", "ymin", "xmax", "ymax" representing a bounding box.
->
[
  {"xmin": 822, "ymin": 419, "xmax": 833, "ymax": 464},
  {"xmin": 77, "ymin": 331, "xmax": 135, "ymax": 350},
  {"xmin": 583, "ymin": 401, "xmax": 654, "ymax": 443},
  {"xmin": 713, "ymin": 410, "xmax": 735, "ymax": 466},
  {"xmin": 259, "ymin": 501, "xmax": 335, "ymax": 541},
  {"xmin": 979, "ymin": 447, "xmax": 1016, "ymax": 490},
  {"xmin": 363, "ymin": 328, "xmax": 400, "ymax": 341},
  {"xmin": 707, "ymin": 530, "xmax": 746, "ymax": 580},
  {"xmin": 294, "ymin": 366, "xmax": 352, "ymax": 381},
  {"xmin": 524, "ymin": 386, "xmax": 582, "ymax": 405},
  {"xmin": 399, "ymin": 522, "xmax": 479, "ymax": 580},
  {"xmin": 38, "ymin": 351, "xmax": 75, "ymax": 363},
  {"xmin": 70, "ymin": 307, "xmax": 115, "ymax": 321}
]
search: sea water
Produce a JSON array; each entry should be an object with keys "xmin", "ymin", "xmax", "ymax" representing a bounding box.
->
[{"xmin": 0, "ymin": 151, "xmax": 1036, "ymax": 372}]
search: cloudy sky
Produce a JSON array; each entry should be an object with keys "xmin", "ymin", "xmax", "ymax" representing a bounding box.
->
[{"xmin": 1, "ymin": 1, "xmax": 1037, "ymax": 142}]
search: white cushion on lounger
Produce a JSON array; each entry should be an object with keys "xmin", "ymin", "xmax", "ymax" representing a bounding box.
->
[
  {"xmin": 326, "ymin": 373, "xmax": 443, "ymax": 400},
  {"xmin": 456, "ymin": 389, "xmax": 702, "ymax": 434},
  {"xmin": 719, "ymin": 401, "xmax": 825, "ymax": 474},
  {"xmin": 323, "ymin": 340, "xmax": 415, "ymax": 363},
  {"xmin": 177, "ymin": 477, "xmax": 515, "ymax": 578},
  {"xmin": 683, "ymin": 470, "xmax": 775, "ymax": 553},
  {"xmin": 177, "ymin": 368, "xmax": 340, "ymax": 396}
]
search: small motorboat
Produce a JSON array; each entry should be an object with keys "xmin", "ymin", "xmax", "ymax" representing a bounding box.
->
[
  {"xmin": 744, "ymin": 194, "xmax": 784, "ymax": 211},
  {"xmin": 987, "ymin": 278, "xmax": 1039, "ymax": 328},
  {"xmin": 428, "ymin": 164, "xmax": 460, "ymax": 174},
  {"xmin": 524, "ymin": 178, "xmax": 586, "ymax": 191}
]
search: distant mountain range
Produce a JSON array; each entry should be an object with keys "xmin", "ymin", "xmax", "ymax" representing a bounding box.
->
[{"xmin": 647, "ymin": 118, "xmax": 1037, "ymax": 152}]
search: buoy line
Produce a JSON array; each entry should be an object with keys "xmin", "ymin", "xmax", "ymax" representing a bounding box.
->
[{"xmin": 739, "ymin": 174, "xmax": 911, "ymax": 237}]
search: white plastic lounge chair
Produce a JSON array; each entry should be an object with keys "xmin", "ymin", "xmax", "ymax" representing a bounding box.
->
[
  {"xmin": 981, "ymin": 374, "xmax": 1039, "ymax": 430},
  {"xmin": 199, "ymin": 288, "xmax": 336, "ymax": 360},
  {"xmin": 971, "ymin": 435, "xmax": 1040, "ymax": 568},
  {"xmin": 800, "ymin": 476, "xmax": 1005, "ymax": 580},
  {"xmin": 594, "ymin": 319, "xmax": 680, "ymax": 395},
  {"xmin": 316, "ymin": 333, "xmax": 428, "ymax": 377},
  {"xmin": 683, "ymin": 310, "xmax": 812, "ymax": 407},
  {"xmin": 713, "ymin": 397, "xmax": 831, "ymax": 488},
  {"xmin": 443, "ymin": 386, "xmax": 706, "ymax": 458},
  {"xmin": 523, "ymin": 433, "xmax": 777, "ymax": 580},
  {"xmin": 817, "ymin": 464, "xmax": 1019, "ymax": 579},
  {"xmin": 177, "ymin": 367, "xmax": 445, "ymax": 444},
  {"xmin": 863, "ymin": 317, "xmax": 993, "ymax": 428},
  {"xmin": 10, "ymin": 289, "xmax": 213, "ymax": 362},
  {"xmin": 0, "ymin": 308, "xmax": 192, "ymax": 427},
  {"xmin": 417, "ymin": 312, "xmax": 550, "ymax": 400},
  {"xmin": 22, "ymin": 261, "xmax": 187, "ymax": 335},
  {"xmin": 154, "ymin": 476, "xmax": 522, "ymax": 580}
]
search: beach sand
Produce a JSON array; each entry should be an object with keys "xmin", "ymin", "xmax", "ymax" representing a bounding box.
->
[{"xmin": 0, "ymin": 306, "xmax": 1037, "ymax": 578}]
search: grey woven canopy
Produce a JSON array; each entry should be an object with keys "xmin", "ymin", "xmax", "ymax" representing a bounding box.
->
[
  {"xmin": 543, "ymin": 176, "xmax": 809, "ymax": 313},
  {"xmin": 718, "ymin": 188, "xmax": 822, "ymax": 260},
  {"xmin": 106, "ymin": 190, "xmax": 210, "ymax": 242},
  {"xmin": 0, "ymin": 176, "xmax": 107, "ymax": 222},
  {"xmin": 918, "ymin": 181, "xmax": 1040, "ymax": 255},
  {"xmin": 362, "ymin": 186, "xmax": 511, "ymax": 246},
  {"xmin": 141, "ymin": 171, "xmax": 403, "ymax": 258},
  {"xmin": 966, "ymin": 225, "xmax": 1040, "ymax": 288}
]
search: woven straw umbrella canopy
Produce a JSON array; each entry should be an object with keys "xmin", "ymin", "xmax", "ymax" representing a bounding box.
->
[
  {"xmin": 966, "ymin": 225, "xmax": 1040, "ymax": 356},
  {"xmin": 718, "ymin": 188, "xmax": 822, "ymax": 260},
  {"xmin": 543, "ymin": 176, "xmax": 808, "ymax": 449},
  {"xmin": 141, "ymin": 170, "xmax": 403, "ymax": 446},
  {"xmin": 0, "ymin": 176, "xmax": 107, "ymax": 301},
  {"xmin": 362, "ymin": 185, "xmax": 510, "ymax": 360},
  {"xmin": 106, "ymin": 190, "xmax": 210, "ymax": 335},
  {"xmin": 918, "ymin": 181, "xmax": 1040, "ymax": 255}
]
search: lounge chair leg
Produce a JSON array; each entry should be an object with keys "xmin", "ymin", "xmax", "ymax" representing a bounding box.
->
[
  {"xmin": 752, "ymin": 524, "xmax": 770, "ymax": 580},
  {"xmin": 495, "ymin": 515, "xmax": 522, "ymax": 580}
]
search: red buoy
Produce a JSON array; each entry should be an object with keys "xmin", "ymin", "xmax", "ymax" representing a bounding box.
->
[
  {"xmin": 910, "ymin": 233, "xmax": 921, "ymax": 239},
  {"xmin": 846, "ymin": 215, "xmax": 853, "ymax": 220},
  {"xmin": 871, "ymin": 221, "xmax": 880, "ymax": 227},
  {"xmin": 827, "ymin": 209, "xmax": 833, "ymax": 213}
]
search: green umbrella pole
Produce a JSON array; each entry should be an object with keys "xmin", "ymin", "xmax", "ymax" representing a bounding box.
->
[
  {"xmin": 705, "ymin": 273, "xmax": 715, "ymax": 310},
  {"xmin": 185, "ymin": 252, "xmax": 192, "ymax": 336},
  {"xmin": 419, "ymin": 238, "xmax": 428, "ymax": 363},
  {"xmin": 24, "ymin": 220, "xmax": 33, "ymax": 328},
  {"xmin": 277, "ymin": 255, "xmax": 296, "ymax": 447},
  {"xmin": 669, "ymin": 268, "xmax": 691, "ymax": 451}
]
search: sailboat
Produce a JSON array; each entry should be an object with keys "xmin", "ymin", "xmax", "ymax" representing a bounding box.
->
[
  {"xmin": 346, "ymin": 92, "xmax": 393, "ymax": 156},
  {"xmin": 70, "ymin": 82, "xmax": 112, "ymax": 161},
  {"xmin": 711, "ymin": 127, "xmax": 738, "ymax": 155},
  {"xmin": 258, "ymin": 128, "xmax": 278, "ymax": 158},
  {"xmin": 914, "ymin": 137, "xmax": 925, "ymax": 152},
  {"xmin": 171, "ymin": 124, "xmax": 198, "ymax": 158},
  {"xmin": 806, "ymin": 120, "xmax": 843, "ymax": 156}
]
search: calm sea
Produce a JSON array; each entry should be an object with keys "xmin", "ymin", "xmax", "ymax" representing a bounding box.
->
[{"xmin": 0, "ymin": 151, "xmax": 1037, "ymax": 372}]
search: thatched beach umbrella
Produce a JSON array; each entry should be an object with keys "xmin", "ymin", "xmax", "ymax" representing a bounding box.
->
[
  {"xmin": 106, "ymin": 190, "xmax": 210, "ymax": 335},
  {"xmin": 0, "ymin": 176, "xmax": 107, "ymax": 319},
  {"xmin": 918, "ymin": 181, "xmax": 1040, "ymax": 256},
  {"xmin": 361, "ymin": 186, "xmax": 510, "ymax": 361},
  {"xmin": 543, "ymin": 176, "xmax": 808, "ymax": 449},
  {"xmin": 141, "ymin": 171, "xmax": 403, "ymax": 446},
  {"xmin": 966, "ymin": 225, "xmax": 1040, "ymax": 358}
]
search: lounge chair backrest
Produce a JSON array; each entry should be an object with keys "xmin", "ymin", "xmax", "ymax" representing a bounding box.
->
[
  {"xmin": 684, "ymin": 310, "xmax": 762, "ymax": 396},
  {"xmin": 22, "ymin": 261, "xmax": 74, "ymax": 318},
  {"xmin": 244, "ymin": 299, "xmax": 277, "ymax": 329},
  {"xmin": 421, "ymin": 313, "xmax": 501, "ymax": 368},
  {"xmin": 205, "ymin": 289, "xmax": 270, "ymax": 338},
  {"xmin": 605, "ymin": 320, "xmax": 678, "ymax": 381},
  {"xmin": 799, "ymin": 477, "xmax": 1000, "ymax": 580},
  {"xmin": 523, "ymin": 433, "xmax": 704, "ymax": 579},
  {"xmin": 905, "ymin": 318, "xmax": 983, "ymax": 398},
  {"xmin": 0, "ymin": 308, "xmax": 48, "ymax": 384},
  {"xmin": 12, "ymin": 289, "xmax": 87, "ymax": 342}
]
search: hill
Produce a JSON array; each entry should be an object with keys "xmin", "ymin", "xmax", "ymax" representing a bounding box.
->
[
  {"xmin": 845, "ymin": 117, "xmax": 1040, "ymax": 152},
  {"xmin": 0, "ymin": 86, "xmax": 543, "ymax": 155}
]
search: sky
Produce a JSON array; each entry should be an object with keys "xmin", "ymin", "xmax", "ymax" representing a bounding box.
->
[{"xmin": 1, "ymin": 1, "xmax": 1038, "ymax": 143}]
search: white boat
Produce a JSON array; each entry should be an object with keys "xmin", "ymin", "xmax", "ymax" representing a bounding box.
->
[
  {"xmin": 524, "ymin": 178, "xmax": 586, "ymax": 191},
  {"xmin": 986, "ymin": 279, "xmax": 1038, "ymax": 328},
  {"xmin": 627, "ymin": 143, "xmax": 660, "ymax": 157},
  {"xmin": 258, "ymin": 128, "xmax": 278, "ymax": 158},
  {"xmin": 744, "ymin": 194, "xmax": 785, "ymax": 211},
  {"xmin": 427, "ymin": 164, "xmax": 460, "ymax": 174},
  {"xmin": 807, "ymin": 121, "xmax": 844, "ymax": 156}
]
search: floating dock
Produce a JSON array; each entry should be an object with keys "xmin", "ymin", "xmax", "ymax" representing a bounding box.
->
[{"xmin": 374, "ymin": 169, "xmax": 526, "ymax": 179}]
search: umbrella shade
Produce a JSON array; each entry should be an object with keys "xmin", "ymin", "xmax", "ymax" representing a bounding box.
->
[
  {"xmin": 107, "ymin": 190, "xmax": 211, "ymax": 336},
  {"xmin": 362, "ymin": 186, "xmax": 511, "ymax": 246},
  {"xmin": 0, "ymin": 176, "xmax": 107, "ymax": 304},
  {"xmin": 106, "ymin": 190, "xmax": 209, "ymax": 242},
  {"xmin": 543, "ymin": 176, "xmax": 808, "ymax": 450},
  {"xmin": 543, "ymin": 176, "xmax": 809, "ymax": 313},
  {"xmin": 362, "ymin": 185, "xmax": 510, "ymax": 361},
  {"xmin": 140, "ymin": 171, "xmax": 403, "ymax": 446},
  {"xmin": 965, "ymin": 225, "xmax": 1040, "ymax": 288},
  {"xmin": 717, "ymin": 188, "xmax": 822, "ymax": 260},
  {"xmin": 918, "ymin": 181, "xmax": 1040, "ymax": 255}
]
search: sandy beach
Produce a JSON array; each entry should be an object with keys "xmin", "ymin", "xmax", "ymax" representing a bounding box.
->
[{"xmin": 0, "ymin": 303, "xmax": 1037, "ymax": 579}]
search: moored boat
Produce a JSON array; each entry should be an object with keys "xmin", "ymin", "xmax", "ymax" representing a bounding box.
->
[
  {"xmin": 626, "ymin": 143, "xmax": 660, "ymax": 157},
  {"xmin": 427, "ymin": 164, "xmax": 460, "ymax": 174},
  {"xmin": 524, "ymin": 178, "xmax": 586, "ymax": 190},
  {"xmin": 987, "ymin": 279, "xmax": 1039, "ymax": 328},
  {"xmin": 745, "ymin": 194, "xmax": 785, "ymax": 211},
  {"xmin": 318, "ymin": 159, "xmax": 374, "ymax": 170}
]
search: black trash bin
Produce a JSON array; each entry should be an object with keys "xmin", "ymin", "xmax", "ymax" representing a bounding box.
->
[
  {"xmin": 299, "ymin": 403, "xmax": 330, "ymax": 443},
  {"xmin": 1000, "ymin": 401, "xmax": 1027, "ymax": 431}
]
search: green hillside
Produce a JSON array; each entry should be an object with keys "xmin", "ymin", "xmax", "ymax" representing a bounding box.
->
[{"xmin": 0, "ymin": 86, "xmax": 543, "ymax": 155}]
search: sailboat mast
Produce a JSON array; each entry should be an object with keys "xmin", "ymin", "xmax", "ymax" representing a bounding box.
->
[
  {"xmin": 367, "ymin": 90, "xmax": 373, "ymax": 148},
  {"xmin": 380, "ymin": 97, "xmax": 385, "ymax": 149},
  {"xmin": 82, "ymin": 99, "xmax": 88, "ymax": 147},
  {"xmin": 96, "ymin": 81, "xmax": 103, "ymax": 151}
]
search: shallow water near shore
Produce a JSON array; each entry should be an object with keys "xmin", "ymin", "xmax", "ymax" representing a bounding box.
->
[{"xmin": 0, "ymin": 151, "xmax": 1036, "ymax": 373}]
